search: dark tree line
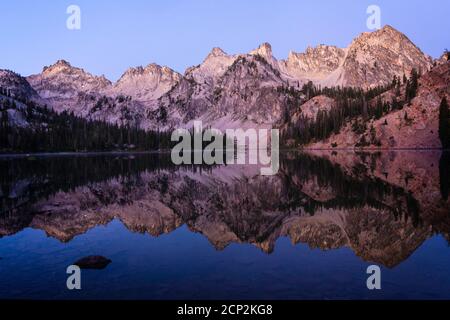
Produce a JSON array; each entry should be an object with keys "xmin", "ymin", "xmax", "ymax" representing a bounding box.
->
[
  {"xmin": 0, "ymin": 87, "xmax": 11, "ymax": 97},
  {"xmin": 0, "ymin": 89, "xmax": 172, "ymax": 153},
  {"xmin": 283, "ymin": 70, "xmax": 421, "ymax": 146}
]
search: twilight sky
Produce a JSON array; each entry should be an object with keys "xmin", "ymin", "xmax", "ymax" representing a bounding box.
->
[{"xmin": 1, "ymin": 0, "xmax": 449, "ymax": 81}]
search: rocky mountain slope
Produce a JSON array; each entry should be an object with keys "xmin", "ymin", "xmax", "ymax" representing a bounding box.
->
[
  {"xmin": 280, "ymin": 25, "xmax": 433, "ymax": 88},
  {"xmin": 27, "ymin": 60, "xmax": 111, "ymax": 112},
  {"xmin": 153, "ymin": 47, "xmax": 239, "ymax": 129},
  {"xmin": 26, "ymin": 60, "xmax": 180, "ymax": 127},
  {"xmin": 279, "ymin": 45, "xmax": 347, "ymax": 83},
  {"xmin": 108, "ymin": 63, "xmax": 181, "ymax": 106},
  {"xmin": 156, "ymin": 50, "xmax": 292, "ymax": 129},
  {"xmin": 0, "ymin": 72, "xmax": 49, "ymax": 129},
  {"xmin": 307, "ymin": 60, "xmax": 450, "ymax": 149},
  {"xmin": 340, "ymin": 25, "xmax": 432, "ymax": 87}
]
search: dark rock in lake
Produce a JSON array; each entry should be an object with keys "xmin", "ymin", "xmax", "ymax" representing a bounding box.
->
[{"xmin": 74, "ymin": 255, "xmax": 111, "ymax": 269}]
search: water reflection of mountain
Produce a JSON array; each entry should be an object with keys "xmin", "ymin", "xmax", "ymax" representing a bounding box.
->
[{"xmin": 1, "ymin": 151, "xmax": 449, "ymax": 268}]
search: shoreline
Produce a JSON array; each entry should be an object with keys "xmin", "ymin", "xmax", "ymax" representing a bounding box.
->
[
  {"xmin": 299, "ymin": 147, "xmax": 447, "ymax": 151},
  {"xmin": 0, "ymin": 148, "xmax": 448, "ymax": 159},
  {"xmin": 0, "ymin": 150, "xmax": 172, "ymax": 159}
]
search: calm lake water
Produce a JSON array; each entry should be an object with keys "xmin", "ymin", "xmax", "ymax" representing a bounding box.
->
[{"xmin": 0, "ymin": 151, "xmax": 449, "ymax": 299}]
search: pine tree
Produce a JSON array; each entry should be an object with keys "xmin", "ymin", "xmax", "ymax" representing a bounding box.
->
[
  {"xmin": 404, "ymin": 69, "xmax": 420, "ymax": 104},
  {"xmin": 405, "ymin": 80, "xmax": 411, "ymax": 102},
  {"xmin": 395, "ymin": 80, "xmax": 401, "ymax": 97},
  {"xmin": 392, "ymin": 75, "xmax": 397, "ymax": 88},
  {"xmin": 439, "ymin": 97, "xmax": 450, "ymax": 149}
]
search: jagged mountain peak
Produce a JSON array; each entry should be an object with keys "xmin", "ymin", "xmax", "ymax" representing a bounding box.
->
[
  {"xmin": 341, "ymin": 24, "xmax": 433, "ymax": 87},
  {"xmin": 145, "ymin": 63, "xmax": 176, "ymax": 74},
  {"xmin": 38, "ymin": 59, "xmax": 112, "ymax": 87},
  {"xmin": 250, "ymin": 42, "xmax": 274, "ymax": 61},
  {"xmin": 119, "ymin": 66, "xmax": 146, "ymax": 77},
  {"xmin": 53, "ymin": 59, "xmax": 71, "ymax": 67},
  {"xmin": 42, "ymin": 59, "xmax": 75, "ymax": 74},
  {"xmin": 279, "ymin": 25, "xmax": 433, "ymax": 88},
  {"xmin": 26, "ymin": 59, "xmax": 114, "ymax": 117},
  {"xmin": 112, "ymin": 63, "xmax": 181, "ymax": 107},
  {"xmin": 374, "ymin": 24, "xmax": 406, "ymax": 38},
  {"xmin": 304, "ymin": 44, "xmax": 342, "ymax": 54},
  {"xmin": 281, "ymin": 44, "xmax": 346, "ymax": 80},
  {"xmin": 182, "ymin": 46, "xmax": 237, "ymax": 81},
  {"xmin": 208, "ymin": 47, "xmax": 227, "ymax": 58},
  {"xmin": 350, "ymin": 24, "xmax": 411, "ymax": 49},
  {"xmin": 117, "ymin": 63, "xmax": 179, "ymax": 81}
]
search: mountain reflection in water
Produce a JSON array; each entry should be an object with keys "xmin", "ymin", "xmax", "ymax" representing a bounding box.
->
[{"xmin": 0, "ymin": 151, "xmax": 449, "ymax": 299}]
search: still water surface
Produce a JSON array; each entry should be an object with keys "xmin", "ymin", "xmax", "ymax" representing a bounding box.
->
[{"xmin": 0, "ymin": 151, "xmax": 449, "ymax": 299}]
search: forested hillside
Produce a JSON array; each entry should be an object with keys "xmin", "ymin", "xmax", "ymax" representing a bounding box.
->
[{"xmin": 0, "ymin": 87, "xmax": 171, "ymax": 152}]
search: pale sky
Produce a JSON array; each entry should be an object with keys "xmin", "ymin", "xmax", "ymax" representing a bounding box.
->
[{"xmin": 1, "ymin": 0, "xmax": 449, "ymax": 81}]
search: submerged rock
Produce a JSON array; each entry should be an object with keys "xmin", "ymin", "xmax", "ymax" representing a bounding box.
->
[{"xmin": 74, "ymin": 255, "xmax": 111, "ymax": 269}]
